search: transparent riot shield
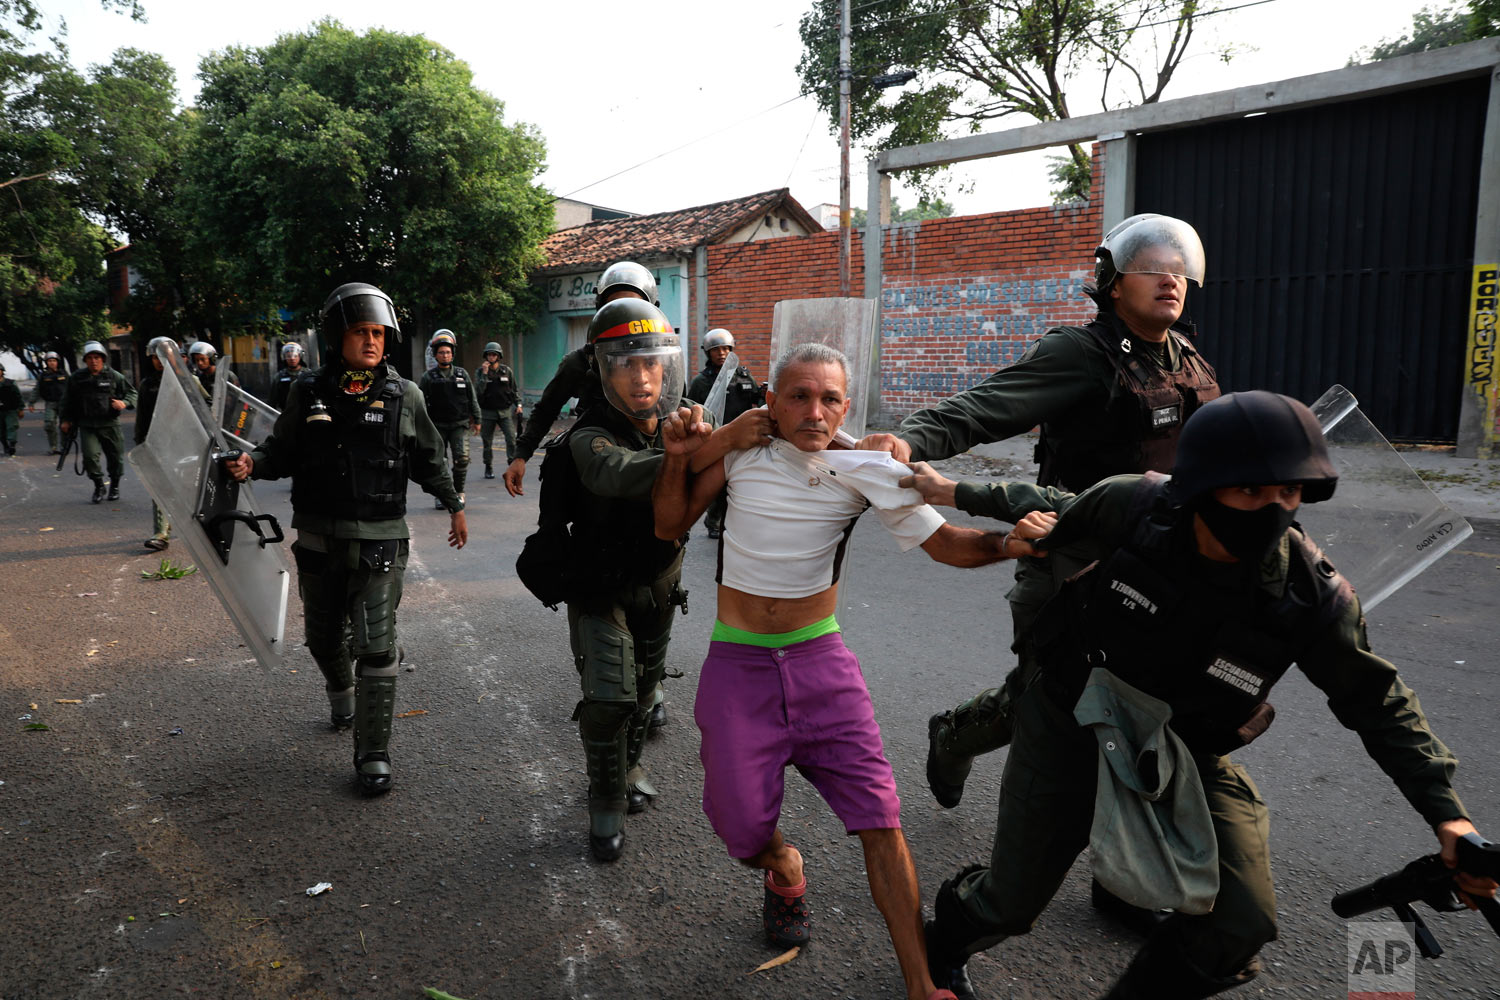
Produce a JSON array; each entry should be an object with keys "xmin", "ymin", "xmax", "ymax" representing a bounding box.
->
[
  {"xmin": 1297, "ymin": 385, "xmax": 1473, "ymax": 612},
  {"xmin": 212, "ymin": 364, "xmax": 280, "ymax": 451},
  {"xmin": 129, "ymin": 341, "xmax": 291, "ymax": 670},
  {"xmin": 770, "ymin": 297, "xmax": 879, "ymax": 438},
  {"xmin": 703, "ymin": 350, "xmax": 740, "ymax": 424}
]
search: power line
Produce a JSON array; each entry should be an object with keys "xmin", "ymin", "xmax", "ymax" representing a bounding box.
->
[
  {"xmin": 558, "ymin": 90, "xmax": 818, "ymax": 201},
  {"xmin": 1107, "ymin": 0, "xmax": 1282, "ymax": 33}
]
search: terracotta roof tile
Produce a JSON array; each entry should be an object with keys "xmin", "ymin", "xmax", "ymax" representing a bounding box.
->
[{"xmin": 538, "ymin": 188, "xmax": 820, "ymax": 274}]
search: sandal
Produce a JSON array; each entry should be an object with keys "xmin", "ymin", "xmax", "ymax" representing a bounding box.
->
[
  {"xmin": 928, "ymin": 992, "xmax": 959, "ymax": 1000},
  {"xmin": 763, "ymin": 868, "xmax": 810, "ymax": 947}
]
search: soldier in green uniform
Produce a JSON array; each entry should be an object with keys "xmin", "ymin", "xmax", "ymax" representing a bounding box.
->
[
  {"xmin": 0, "ymin": 368, "xmax": 23, "ymax": 455},
  {"xmin": 860, "ymin": 214, "xmax": 1221, "ymax": 811},
  {"xmin": 684, "ymin": 327, "xmax": 766, "ymax": 538},
  {"xmin": 502, "ymin": 260, "xmax": 657, "ymax": 498},
  {"xmin": 474, "ymin": 342, "xmax": 522, "ymax": 480},
  {"xmin": 60, "ymin": 341, "xmax": 137, "ymax": 503},
  {"xmin": 919, "ymin": 392, "xmax": 1496, "ymax": 1000},
  {"xmin": 557, "ymin": 297, "xmax": 693, "ymax": 861},
  {"xmin": 135, "ymin": 337, "xmax": 174, "ymax": 549},
  {"xmin": 270, "ymin": 342, "xmax": 307, "ymax": 411},
  {"xmin": 504, "ymin": 260, "xmax": 676, "ymax": 731},
  {"xmin": 27, "ymin": 352, "xmax": 69, "ymax": 453},
  {"xmin": 224, "ymin": 283, "xmax": 467, "ymax": 795},
  {"xmin": 418, "ymin": 329, "xmax": 480, "ymax": 507},
  {"xmin": 188, "ymin": 341, "xmax": 239, "ymax": 397}
]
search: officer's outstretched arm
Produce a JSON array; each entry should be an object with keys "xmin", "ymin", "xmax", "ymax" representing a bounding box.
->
[{"xmin": 653, "ymin": 406, "xmax": 722, "ymax": 539}]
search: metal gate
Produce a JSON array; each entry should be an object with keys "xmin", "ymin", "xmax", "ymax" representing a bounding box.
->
[{"xmin": 1135, "ymin": 77, "xmax": 1490, "ymax": 443}]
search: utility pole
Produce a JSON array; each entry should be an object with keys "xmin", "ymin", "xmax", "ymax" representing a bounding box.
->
[{"xmin": 838, "ymin": 0, "xmax": 852, "ymax": 298}]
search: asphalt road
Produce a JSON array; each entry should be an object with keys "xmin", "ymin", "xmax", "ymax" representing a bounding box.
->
[{"xmin": 2, "ymin": 414, "xmax": 1497, "ymax": 1000}]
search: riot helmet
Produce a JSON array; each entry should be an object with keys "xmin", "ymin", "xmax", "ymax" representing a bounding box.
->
[
  {"xmin": 44, "ymin": 351, "xmax": 59, "ymax": 361},
  {"xmin": 82, "ymin": 341, "xmax": 107, "ymax": 361},
  {"xmin": 189, "ymin": 341, "xmax": 217, "ymax": 361},
  {"xmin": 320, "ymin": 283, "xmax": 401, "ymax": 351},
  {"xmin": 1089, "ymin": 214, "xmax": 1206, "ymax": 306},
  {"xmin": 145, "ymin": 336, "xmax": 172, "ymax": 370},
  {"xmin": 483, "ymin": 341, "xmax": 503, "ymax": 359},
  {"xmin": 595, "ymin": 261, "xmax": 659, "ymax": 308},
  {"xmin": 281, "ymin": 342, "xmax": 304, "ymax": 364},
  {"xmin": 587, "ymin": 299, "xmax": 683, "ymax": 421},
  {"xmin": 701, "ymin": 328, "xmax": 735, "ymax": 353},
  {"xmin": 1167, "ymin": 391, "xmax": 1338, "ymax": 507},
  {"xmin": 430, "ymin": 329, "xmax": 457, "ymax": 352}
]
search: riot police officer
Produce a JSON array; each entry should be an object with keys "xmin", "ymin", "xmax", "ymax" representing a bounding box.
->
[
  {"xmin": 271, "ymin": 342, "xmax": 307, "ymax": 410},
  {"xmin": 555, "ymin": 297, "xmax": 688, "ymax": 861},
  {"xmin": 418, "ymin": 329, "xmax": 480, "ymax": 506},
  {"xmin": 27, "ymin": 352, "xmax": 69, "ymax": 453},
  {"xmin": 0, "ymin": 367, "xmax": 22, "ymax": 455},
  {"xmin": 922, "ymin": 392, "xmax": 1494, "ymax": 1000},
  {"xmin": 188, "ymin": 341, "xmax": 239, "ymax": 397},
  {"xmin": 59, "ymin": 341, "xmax": 137, "ymax": 502},
  {"xmin": 684, "ymin": 327, "xmax": 765, "ymax": 538},
  {"xmin": 861, "ymin": 215, "xmax": 1221, "ymax": 810},
  {"xmin": 474, "ymin": 342, "xmax": 521, "ymax": 479},
  {"xmin": 224, "ymin": 283, "xmax": 467, "ymax": 794},
  {"xmin": 135, "ymin": 336, "xmax": 174, "ymax": 549},
  {"xmin": 502, "ymin": 260, "xmax": 657, "ymax": 498}
]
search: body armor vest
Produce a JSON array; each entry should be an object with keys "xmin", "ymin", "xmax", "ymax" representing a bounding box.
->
[
  {"xmin": 424, "ymin": 365, "xmax": 470, "ymax": 425},
  {"xmin": 291, "ymin": 367, "xmax": 409, "ymax": 521},
  {"xmin": 73, "ymin": 370, "xmax": 118, "ymax": 421},
  {"xmin": 37, "ymin": 369, "xmax": 68, "ymax": 402},
  {"xmin": 570, "ymin": 407, "xmax": 680, "ymax": 587},
  {"xmin": 478, "ymin": 366, "xmax": 516, "ymax": 409},
  {"xmin": 1037, "ymin": 320, "xmax": 1220, "ymax": 493},
  {"xmin": 1037, "ymin": 474, "xmax": 1351, "ymax": 755}
]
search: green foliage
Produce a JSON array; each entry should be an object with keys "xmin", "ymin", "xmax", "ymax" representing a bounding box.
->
[
  {"xmin": 183, "ymin": 20, "xmax": 553, "ymax": 339},
  {"xmin": 797, "ymin": 1, "xmax": 1215, "ymax": 203},
  {"xmin": 141, "ymin": 557, "xmax": 196, "ymax": 580},
  {"xmin": 1, "ymin": 1, "xmax": 163, "ymax": 357},
  {"xmin": 1353, "ymin": 2, "xmax": 1499, "ymax": 63},
  {"xmin": 850, "ymin": 194, "xmax": 954, "ymax": 226}
]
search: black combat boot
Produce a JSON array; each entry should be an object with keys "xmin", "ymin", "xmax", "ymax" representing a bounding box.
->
[
  {"xmin": 353, "ymin": 657, "xmax": 398, "ymax": 795},
  {"xmin": 926, "ymin": 712, "xmax": 971, "ymax": 809},
  {"xmin": 1100, "ymin": 923, "xmax": 1261, "ymax": 999},
  {"xmin": 107, "ymin": 478, "xmax": 120, "ymax": 501},
  {"xmin": 90, "ymin": 477, "xmax": 107, "ymax": 503},
  {"xmin": 925, "ymin": 863, "xmax": 1005, "ymax": 1000},
  {"xmin": 1090, "ymin": 877, "xmax": 1171, "ymax": 934},
  {"xmin": 483, "ymin": 465, "xmax": 494, "ymax": 479}
]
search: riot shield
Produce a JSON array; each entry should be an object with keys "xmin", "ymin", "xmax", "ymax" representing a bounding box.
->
[
  {"xmin": 703, "ymin": 350, "xmax": 740, "ymax": 424},
  {"xmin": 1297, "ymin": 385, "xmax": 1473, "ymax": 612},
  {"xmin": 129, "ymin": 341, "xmax": 291, "ymax": 670},
  {"xmin": 770, "ymin": 297, "xmax": 879, "ymax": 437},
  {"xmin": 213, "ymin": 364, "xmax": 280, "ymax": 451}
]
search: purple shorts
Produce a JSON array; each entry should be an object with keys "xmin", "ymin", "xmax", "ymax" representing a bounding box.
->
[{"xmin": 695, "ymin": 632, "xmax": 902, "ymax": 858}]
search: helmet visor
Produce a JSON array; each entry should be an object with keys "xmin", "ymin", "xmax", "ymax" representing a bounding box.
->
[
  {"xmin": 596, "ymin": 337, "xmax": 683, "ymax": 421},
  {"xmin": 1111, "ymin": 217, "xmax": 1206, "ymax": 286},
  {"xmin": 325, "ymin": 293, "xmax": 401, "ymax": 342}
]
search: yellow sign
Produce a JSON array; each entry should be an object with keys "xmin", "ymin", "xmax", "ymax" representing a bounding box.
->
[{"xmin": 1466, "ymin": 263, "xmax": 1499, "ymax": 455}]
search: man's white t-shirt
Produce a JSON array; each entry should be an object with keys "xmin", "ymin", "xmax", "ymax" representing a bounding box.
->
[{"xmin": 717, "ymin": 440, "xmax": 945, "ymax": 599}]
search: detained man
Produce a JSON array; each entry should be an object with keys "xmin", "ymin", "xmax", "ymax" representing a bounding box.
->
[{"xmin": 652, "ymin": 342, "xmax": 1039, "ymax": 1000}]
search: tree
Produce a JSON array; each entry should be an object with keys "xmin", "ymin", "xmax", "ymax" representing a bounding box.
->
[
  {"xmin": 797, "ymin": 1, "xmax": 1222, "ymax": 203},
  {"xmin": 183, "ymin": 20, "xmax": 553, "ymax": 348},
  {"xmin": 850, "ymin": 194, "xmax": 954, "ymax": 226},
  {"xmin": 0, "ymin": 0, "xmax": 151, "ymax": 357},
  {"xmin": 1350, "ymin": 2, "xmax": 1499, "ymax": 63}
]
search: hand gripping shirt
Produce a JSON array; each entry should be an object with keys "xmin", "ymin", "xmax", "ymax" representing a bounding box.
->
[{"xmin": 718, "ymin": 441, "xmax": 945, "ymax": 599}]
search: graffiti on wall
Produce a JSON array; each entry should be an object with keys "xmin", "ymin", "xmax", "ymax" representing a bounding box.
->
[{"xmin": 1466, "ymin": 263, "xmax": 1498, "ymax": 454}]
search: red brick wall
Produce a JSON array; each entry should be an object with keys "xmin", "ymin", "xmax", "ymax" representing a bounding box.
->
[{"xmin": 706, "ymin": 148, "xmax": 1105, "ymax": 421}]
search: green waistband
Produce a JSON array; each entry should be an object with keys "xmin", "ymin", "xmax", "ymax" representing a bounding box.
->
[{"xmin": 711, "ymin": 615, "xmax": 841, "ymax": 648}]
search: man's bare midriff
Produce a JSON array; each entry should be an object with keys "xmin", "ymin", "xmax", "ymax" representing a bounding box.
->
[{"xmin": 717, "ymin": 584, "xmax": 840, "ymax": 635}]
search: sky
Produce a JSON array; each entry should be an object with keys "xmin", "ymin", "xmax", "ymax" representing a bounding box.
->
[{"xmin": 39, "ymin": 0, "xmax": 1438, "ymax": 219}]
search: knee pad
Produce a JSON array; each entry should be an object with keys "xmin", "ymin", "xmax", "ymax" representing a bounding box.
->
[
  {"xmin": 350, "ymin": 574, "xmax": 400, "ymax": 660},
  {"xmin": 575, "ymin": 617, "xmax": 637, "ymax": 706},
  {"xmin": 635, "ymin": 628, "xmax": 671, "ymax": 694}
]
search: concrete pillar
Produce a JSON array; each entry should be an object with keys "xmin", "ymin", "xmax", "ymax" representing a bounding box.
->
[
  {"xmin": 1100, "ymin": 131, "xmax": 1137, "ymax": 231},
  {"xmin": 1458, "ymin": 66, "xmax": 1500, "ymax": 459}
]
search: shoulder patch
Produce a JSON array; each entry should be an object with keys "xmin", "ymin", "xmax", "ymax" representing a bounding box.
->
[{"xmin": 591, "ymin": 436, "xmax": 609, "ymax": 454}]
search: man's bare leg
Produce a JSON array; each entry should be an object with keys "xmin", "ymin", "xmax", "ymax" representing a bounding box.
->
[
  {"xmin": 739, "ymin": 828, "xmax": 803, "ymax": 887},
  {"xmin": 859, "ymin": 827, "xmax": 941, "ymax": 1000}
]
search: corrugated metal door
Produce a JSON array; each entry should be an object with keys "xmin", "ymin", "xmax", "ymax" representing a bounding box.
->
[{"xmin": 1135, "ymin": 77, "xmax": 1489, "ymax": 443}]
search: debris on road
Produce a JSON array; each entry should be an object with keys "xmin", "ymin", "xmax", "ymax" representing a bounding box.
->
[
  {"xmin": 395, "ymin": 709, "xmax": 427, "ymax": 718},
  {"xmin": 305, "ymin": 882, "xmax": 333, "ymax": 897},
  {"xmin": 750, "ymin": 947, "xmax": 800, "ymax": 974}
]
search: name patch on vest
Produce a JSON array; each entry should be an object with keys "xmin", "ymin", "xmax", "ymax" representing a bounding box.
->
[
  {"xmin": 1108, "ymin": 578, "xmax": 1159, "ymax": 615},
  {"xmin": 1206, "ymin": 656, "xmax": 1265, "ymax": 696},
  {"xmin": 1151, "ymin": 403, "xmax": 1181, "ymax": 429},
  {"xmin": 363, "ymin": 410, "xmax": 386, "ymax": 424}
]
